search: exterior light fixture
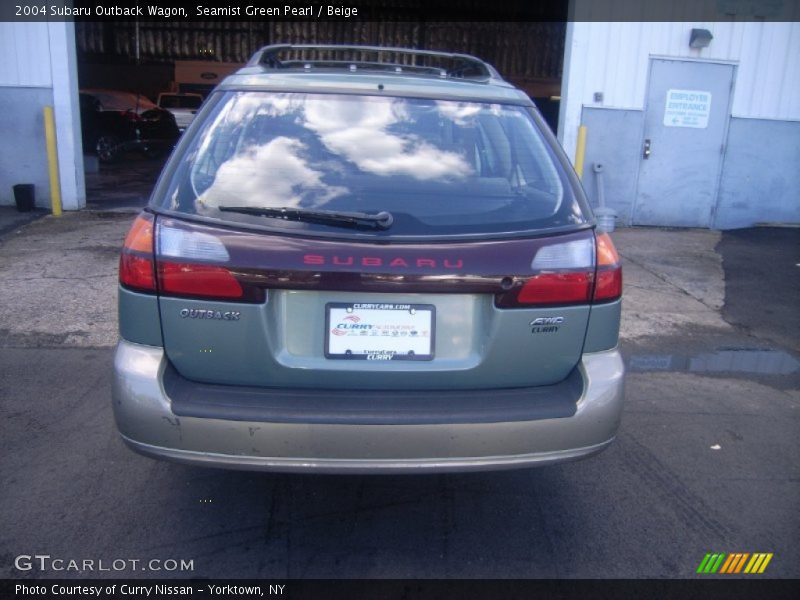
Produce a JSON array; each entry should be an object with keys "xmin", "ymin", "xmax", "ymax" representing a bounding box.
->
[{"xmin": 689, "ymin": 28, "xmax": 713, "ymax": 49}]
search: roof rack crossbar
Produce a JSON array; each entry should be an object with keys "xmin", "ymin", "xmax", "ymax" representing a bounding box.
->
[
  {"xmin": 279, "ymin": 59, "xmax": 449, "ymax": 77},
  {"xmin": 246, "ymin": 44, "xmax": 502, "ymax": 82}
]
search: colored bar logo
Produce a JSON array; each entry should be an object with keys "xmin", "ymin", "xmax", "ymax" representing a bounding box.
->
[{"xmin": 696, "ymin": 553, "xmax": 773, "ymax": 574}]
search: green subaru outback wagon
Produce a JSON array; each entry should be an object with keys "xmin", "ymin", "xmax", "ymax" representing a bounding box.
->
[{"xmin": 113, "ymin": 45, "xmax": 624, "ymax": 472}]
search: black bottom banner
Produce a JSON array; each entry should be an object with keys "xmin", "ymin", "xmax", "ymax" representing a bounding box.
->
[{"xmin": 2, "ymin": 579, "xmax": 799, "ymax": 600}]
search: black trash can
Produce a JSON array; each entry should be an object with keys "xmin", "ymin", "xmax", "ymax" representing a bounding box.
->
[{"xmin": 13, "ymin": 184, "xmax": 35, "ymax": 212}]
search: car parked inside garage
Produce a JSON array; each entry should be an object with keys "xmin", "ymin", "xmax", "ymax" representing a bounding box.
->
[
  {"xmin": 112, "ymin": 45, "xmax": 624, "ymax": 473},
  {"xmin": 156, "ymin": 92, "xmax": 204, "ymax": 131},
  {"xmin": 79, "ymin": 89, "xmax": 180, "ymax": 163}
]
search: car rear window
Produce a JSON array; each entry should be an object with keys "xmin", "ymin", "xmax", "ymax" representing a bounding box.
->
[{"xmin": 155, "ymin": 91, "xmax": 588, "ymax": 238}]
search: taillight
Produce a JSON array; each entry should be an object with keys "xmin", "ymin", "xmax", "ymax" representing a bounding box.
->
[
  {"xmin": 155, "ymin": 222, "xmax": 248, "ymax": 301},
  {"xmin": 119, "ymin": 212, "xmax": 156, "ymax": 292},
  {"xmin": 495, "ymin": 232, "xmax": 622, "ymax": 308},
  {"xmin": 497, "ymin": 237, "xmax": 595, "ymax": 307},
  {"xmin": 593, "ymin": 232, "xmax": 622, "ymax": 302}
]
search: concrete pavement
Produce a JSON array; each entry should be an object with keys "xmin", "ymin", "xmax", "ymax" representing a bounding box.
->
[{"xmin": 0, "ymin": 212, "xmax": 127, "ymax": 348}]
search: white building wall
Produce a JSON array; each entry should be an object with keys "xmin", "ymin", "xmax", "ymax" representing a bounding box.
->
[
  {"xmin": 0, "ymin": 22, "xmax": 52, "ymax": 87},
  {"xmin": 47, "ymin": 22, "xmax": 86, "ymax": 211},
  {"xmin": 0, "ymin": 22, "xmax": 84, "ymax": 210},
  {"xmin": 559, "ymin": 20, "xmax": 800, "ymax": 161}
]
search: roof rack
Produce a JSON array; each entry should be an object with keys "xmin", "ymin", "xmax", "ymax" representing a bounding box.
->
[{"xmin": 246, "ymin": 44, "xmax": 503, "ymax": 83}]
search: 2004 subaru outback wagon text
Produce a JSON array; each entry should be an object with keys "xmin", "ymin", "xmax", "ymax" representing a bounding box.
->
[{"xmin": 113, "ymin": 45, "xmax": 624, "ymax": 473}]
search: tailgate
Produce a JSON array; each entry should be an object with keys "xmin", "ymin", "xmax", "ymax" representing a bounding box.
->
[{"xmin": 156, "ymin": 217, "xmax": 595, "ymax": 390}]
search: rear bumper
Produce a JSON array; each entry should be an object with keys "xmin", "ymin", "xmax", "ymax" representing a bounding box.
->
[{"xmin": 112, "ymin": 340, "xmax": 624, "ymax": 473}]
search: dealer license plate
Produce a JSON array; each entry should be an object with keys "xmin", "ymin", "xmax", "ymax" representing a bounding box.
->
[{"xmin": 325, "ymin": 302, "xmax": 435, "ymax": 361}]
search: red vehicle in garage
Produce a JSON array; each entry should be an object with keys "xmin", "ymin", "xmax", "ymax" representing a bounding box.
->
[{"xmin": 79, "ymin": 89, "xmax": 180, "ymax": 163}]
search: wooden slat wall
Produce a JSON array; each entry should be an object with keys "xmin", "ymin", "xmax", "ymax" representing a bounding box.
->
[{"xmin": 75, "ymin": 21, "xmax": 565, "ymax": 84}]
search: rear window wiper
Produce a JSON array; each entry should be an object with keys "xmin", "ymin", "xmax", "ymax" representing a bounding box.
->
[{"xmin": 217, "ymin": 206, "xmax": 393, "ymax": 231}]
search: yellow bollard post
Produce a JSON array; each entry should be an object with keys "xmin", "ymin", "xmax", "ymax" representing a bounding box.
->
[
  {"xmin": 574, "ymin": 125, "xmax": 587, "ymax": 180},
  {"xmin": 43, "ymin": 106, "xmax": 63, "ymax": 216}
]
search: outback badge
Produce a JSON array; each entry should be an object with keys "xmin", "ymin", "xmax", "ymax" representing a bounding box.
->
[{"xmin": 180, "ymin": 308, "xmax": 241, "ymax": 321}]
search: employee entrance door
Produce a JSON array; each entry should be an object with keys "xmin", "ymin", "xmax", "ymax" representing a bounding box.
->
[{"xmin": 633, "ymin": 59, "xmax": 735, "ymax": 227}]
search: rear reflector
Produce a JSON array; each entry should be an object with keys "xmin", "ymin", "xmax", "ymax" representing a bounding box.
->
[
  {"xmin": 119, "ymin": 213, "xmax": 156, "ymax": 292},
  {"xmin": 157, "ymin": 261, "xmax": 243, "ymax": 299}
]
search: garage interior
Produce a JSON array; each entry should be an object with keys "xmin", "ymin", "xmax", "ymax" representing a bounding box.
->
[{"xmin": 76, "ymin": 20, "xmax": 566, "ymax": 106}]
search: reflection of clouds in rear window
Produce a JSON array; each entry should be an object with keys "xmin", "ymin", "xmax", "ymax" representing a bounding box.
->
[
  {"xmin": 435, "ymin": 100, "xmax": 482, "ymax": 125},
  {"xmin": 196, "ymin": 137, "xmax": 347, "ymax": 211},
  {"xmin": 192, "ymin": 93, "xmax": 473, "ymax": 194},
  {"xmin": 303, "ymin": 97, "xmax": 472, "ymax": 180},
  {"xmin": 178, "ymin": 91, "xmax": 577, "ymax": 234}
]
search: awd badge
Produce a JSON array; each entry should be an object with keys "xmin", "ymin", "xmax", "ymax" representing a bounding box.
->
[{"xmin": 530, "ymin": 316, "xmax": 564, "ymax": 333}]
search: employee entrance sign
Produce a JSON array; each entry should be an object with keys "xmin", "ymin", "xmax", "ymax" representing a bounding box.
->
[{"xmin": 663, "ymin": 89, "xmax": 712, "ymax": 128}]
